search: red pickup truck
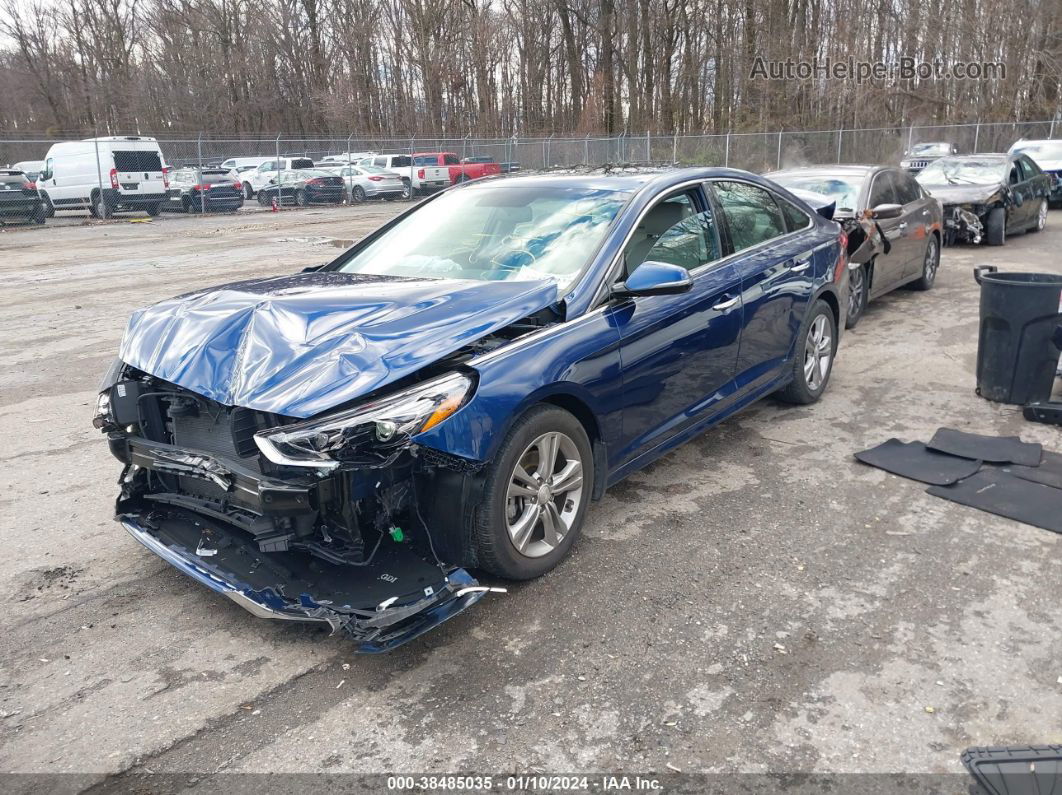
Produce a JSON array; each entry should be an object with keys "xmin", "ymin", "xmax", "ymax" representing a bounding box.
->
[{"xmin": 412, "ymin": 152, "xmax": 501, "ymax": 184}]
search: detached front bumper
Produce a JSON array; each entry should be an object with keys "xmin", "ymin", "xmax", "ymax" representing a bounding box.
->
[{"xmin": 120, "ymin": 512, "xmax": 488, "ymax": 653}]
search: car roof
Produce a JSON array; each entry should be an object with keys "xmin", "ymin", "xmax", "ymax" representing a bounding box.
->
[
  {"xmin": 458, "ymin": 167, "xmax": 784, "ymax": 193},
  {"xmin": 947, "ymin": 153, "xmax": 1008, "ymax": 160},
  {"xmin": 765, "ymin": 164, "xmax": 879, "ymax": 177}
]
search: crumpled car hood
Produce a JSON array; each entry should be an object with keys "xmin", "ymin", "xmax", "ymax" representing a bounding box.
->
[
  {"xmin": 920, "ymin": 183, "xmax": 1002, "ymax": 205},
  {"xmin": 119, "ymin": 271, "xmax": 558, "ymax": 418}
]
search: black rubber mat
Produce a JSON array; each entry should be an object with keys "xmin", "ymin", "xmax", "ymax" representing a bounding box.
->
[
  {"xmin": 1001, "ymin": 449, "xmax": 1062, "ymax": 490},
  {"xmin": 854, "ymin": 438, "xmax": 982, "ymax": 485},
  {"xmin": 927, "ymin": 469, "xmax": 1062, "ymax": 533},
  {"xmin": 926, "ymin": 427, "xmax": 1042, "ymax": 466},
  {"xmin": 962, "ymin": 745, "xmax": 1062, "ymax": 795}
]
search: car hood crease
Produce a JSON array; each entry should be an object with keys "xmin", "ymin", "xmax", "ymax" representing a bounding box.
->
[{"xmin": 119, "ymin": 271, "xmax": 559, "ymax": 418}]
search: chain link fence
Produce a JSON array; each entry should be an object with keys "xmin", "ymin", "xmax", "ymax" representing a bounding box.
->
[{"xmin": 2, "ymin": 119, "xmax": 1058, "ymax": 214}]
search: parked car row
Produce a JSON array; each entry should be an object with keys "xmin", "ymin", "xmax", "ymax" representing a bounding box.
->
[{"xmin": 4, "ymin": 134, "xmax": 1058, "ymax": 229}]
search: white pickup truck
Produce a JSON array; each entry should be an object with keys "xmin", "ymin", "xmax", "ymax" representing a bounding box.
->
[
  {"xmin": 357, "ymin": 154, "xmax": 449, "ymax": 195},
  {"xmin": 241, "ymin": 156, "xmax": 315, "ymax": 198}
]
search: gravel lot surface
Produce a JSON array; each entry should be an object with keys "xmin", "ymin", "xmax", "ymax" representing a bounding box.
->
[{"xmin": 2, "ymin": 201, "xmax": 1060, "ymax": 785}]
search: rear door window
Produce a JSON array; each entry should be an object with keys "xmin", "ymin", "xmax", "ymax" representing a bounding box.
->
[
  {"xmin": 893, "ymin": 171, "xmax": 921, "ymax": 205},
  {"xmin": 443, "ymin": 154, "xmax": 460, "ymax": 165},
  {"xmin": 290, "ymin": 158, "xmax": 314, "ymax": 170},
  {"xmin": 775, "ymin": 193, "xmax": 811, "ymax": 232},
  {"xmin": 113, "ymin": 150, "xmax": 163, "ymax": 172},
  {"xmin": 710, "ymin": 181, "xmax": 788, "ymax": 252}
]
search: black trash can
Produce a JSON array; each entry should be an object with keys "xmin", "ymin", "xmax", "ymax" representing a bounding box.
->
[{"xmin": 974, "ymin": 265, "xmax": 1062, "ymax": 405}]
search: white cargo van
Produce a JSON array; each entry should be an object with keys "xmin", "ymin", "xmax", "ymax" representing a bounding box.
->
[{"xmin": 38, "ymin": 136, "xmax": 168, "ymax": 218}]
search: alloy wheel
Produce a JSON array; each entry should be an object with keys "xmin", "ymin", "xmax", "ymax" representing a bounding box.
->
[
  {"xmin": 803, "ymin": 315, "xmax": 832, "ymax": 391},
  {"xmin": 848, "ymin": 266, "xmax": 865, "ymax": 319},
  {"xmin": 923, "ymin": 236, "xmax": 939, "ymax": 284},
  {"xmin": 505, "ymin": 431, "xmax": 584, "ymax": 558}
]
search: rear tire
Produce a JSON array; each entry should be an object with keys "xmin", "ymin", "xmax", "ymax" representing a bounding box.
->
[
  {"xmin": 777, "ymin": 299, "xmax": 837, "ymax": 405},
  {"xmin": 470, "ymin": 405, "xmax": 593, "ymax": 580},
  {"xmin": 145, "ymin": 203, "xmax": 161, "ymax": 217},
  {"xmin": 40, "ymin": 191, "xmax": 55, "ymax": 218},
  {"xmin": 32, "ymin": 204, "xmax": 46, "ymax": 224},
  {"xmin": 351, "ymin": 185, "xmax": 366, "ymax": 203},
  {"xmin": 1028, "ymin": 198, "xmax": 1047, "ymax": 233},
  {"xmin": 910, "ymin": 233, "xmax": 940, "ymax": 291},
  {"xmin": 985, "ymin": 206, "xmax": 1006, "ymax": 246},
  {"xmin": 845, "ymin": 263, "xmax": 868, "ymax": 329},
  {"xmin": 94, "ymin": 193, "xmax": 112, "ymax": 220},
  {"xmin": 257, "ymin": 191, "xmax": 270, "ymax": 207},
  {"xmin": 401, "ymin": 178, "xmax": 412, "ymax": 199},
  {"xmin": 243, "ymin": 183, "xmax": 254, "ymax": 200},
  {"xmin": 295, "ymin": 189, "xmax": 308, "ymax": 207}
]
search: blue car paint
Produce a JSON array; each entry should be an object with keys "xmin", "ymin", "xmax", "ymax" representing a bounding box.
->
[
  {"xmin": 120, "ymin": 516, "xmax": 486, "ymax": 653},
  {"xmin": 111, "ymin": 167, "xmax": 844, "ymax": 649},
  {"xmin": 118, "ymin": 271, "xmax": 558, "ymax": 418},
  {"xmin": 415, "ymin": 169, "xmax": 844, "ymax": 478}
]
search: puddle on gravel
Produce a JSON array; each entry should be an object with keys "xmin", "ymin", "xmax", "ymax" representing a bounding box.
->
[{"xmin": 273, "ymin": 236, "xmax": 355, "ymax": 248}]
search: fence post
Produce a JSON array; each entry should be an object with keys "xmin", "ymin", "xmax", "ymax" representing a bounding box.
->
[
  {"xmin": 275, "ymin": 134, "xmax": 282, "ymax": 212},
  {"xmin": 197, "ymin": 133, "xmax": 205, "ymax": 213},
  {"xmin": 1049, "ymin": 117, "xmax": 1055, "ymax": 139},
  {"xmin": 907, "ymin": 125, "xmax": 914, "ymax": 153},
  {"xmin": 462, "ymin": 133, "xmax": 468, "ymax": 163},
  {"xmin": 585, "ymin": 133, "xmax": 590, "ymax": 165},
  {"xmin": 409, "ymin": 136, "xmax": 415, "ymax": 202},
  {"xmin": 93, "ymin": 131, "xmax": 103, "ymax": 217},
  {"xmin": 776, "ymin": 131, "xmax": 783, "ymax": 169},
  {"xmin": 672, "ymin": 132, "xmax": 678, "ymax": 164},
  {"xmin": 724, "ymin": 132, "xmax": 731, "ymax": 167},
  {"xmin": 836, "ymin": 129, "xmax": 843, "ymax": 163},
  {"xmin": 346, "ymin": 133, "xmax": 354, "ymax": 202},
  {"xmin": 646, "ymin": 129, "xmax": 651, "ymax": 163},
  {"xmin": 973, "ymin": 122, "xmax": 980, "ymax": 151}
]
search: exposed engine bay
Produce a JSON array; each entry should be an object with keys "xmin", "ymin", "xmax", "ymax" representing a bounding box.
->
[
  {"xmin": 95, "ymin": 366, "xmax": 502, "ymax": 651},
  {"xmin": 943, "ymin": 205, "xmax": 986, "ymax": 245}
]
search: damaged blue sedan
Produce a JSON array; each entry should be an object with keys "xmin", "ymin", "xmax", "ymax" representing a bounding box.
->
[{"xmin": 94, "ymin": 169, "xmax": 848, "ymax": 651}]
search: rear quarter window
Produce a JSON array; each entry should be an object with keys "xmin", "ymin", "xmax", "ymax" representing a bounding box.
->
[{"xmin": 775, "ymin": 194, "xmax": 812, "ymax": 232}]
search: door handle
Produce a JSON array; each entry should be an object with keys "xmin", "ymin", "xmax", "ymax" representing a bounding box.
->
[
  {"xmin": 712, "ymin": 296, "xmax": 738, "ymax": 311},
  {"xmin": 790, "ymin": 260, "xmax": 811, "ymax": 273},
  {"xmin": 898, "ymin": 222, "xmax": 908, "ymax": 230}
]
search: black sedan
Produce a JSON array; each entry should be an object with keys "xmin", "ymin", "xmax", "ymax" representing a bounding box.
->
[
  {"xmin": 765, "ymin": 165, "xmax": 943, "ymax": 328},
  {"xmin": 0, "ymin": 169, "xmax": 46, "ymax": 225},
  {"xmin": 164, "ymin": 168, "xmax": 244, "ymax": 213},
  {"xmin": 916, "ymin": 153, "xmax": 1052, "ymax": 246},
  {"xmin": 256, "ymin": 169, "xmax": 345, "ymax": 207}
]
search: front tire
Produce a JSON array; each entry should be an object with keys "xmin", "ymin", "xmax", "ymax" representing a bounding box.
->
[
  {"xmin": 777, "ymin": 299, "xmax": 837, "ymax": 405},
  {"xmin": 257, "ymin": 190, "xmax": 270, "ymax": 207},
  {"xmin": 845, "ymin": 263, "xmax": 868, "ymax": 329},
  {"xmin": 470, "ymin": 405, "xmax": 593, "ymax": 580},
  {"xmin": 910, "ymin": 233, "xmax": 939, "ymax": 291},
  {"xmin": 985, "ymin": 206, "xmax": 1006, "ymax": 246}
]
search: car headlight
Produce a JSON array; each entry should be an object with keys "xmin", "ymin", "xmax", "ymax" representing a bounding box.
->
[{"xmin": 254, "ymin": 371, "xmax": 474, "ymax": 469}]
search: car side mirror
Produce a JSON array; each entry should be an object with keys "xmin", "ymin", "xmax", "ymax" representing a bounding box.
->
[
  {"xmin": 869, "ymin": 203, "xmax": 902, "ymax": 220},
  {"xmin": 613, "ymin": 261, "xmax": 693, "ymax": 298},
  {"xmin": 1013, "ymin": 191, "xmax": 1024, "ymax": 207}
]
